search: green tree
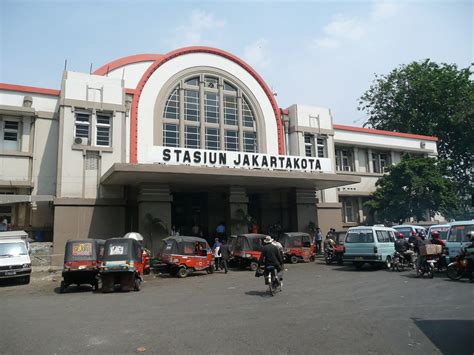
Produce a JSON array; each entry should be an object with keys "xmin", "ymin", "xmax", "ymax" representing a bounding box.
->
[
  {"xmin": 359, "ymin": 60, "xmax": 474, "ymax": 219},
  {"xmin": 366, "ymin": 155, "xmax": 458, "ymax": 224}
]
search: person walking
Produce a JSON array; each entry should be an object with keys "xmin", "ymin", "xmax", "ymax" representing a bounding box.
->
[
  {"xmin": 212, "ymin": 238, "xmax": 222, "ymax": 271},
  {"xmin": 314, "ymin": 227, "xmax": 323, "ymax": 255},
  {"xmin": 219, "ymin": 239, "xmax": 231, "ymax": 273}
]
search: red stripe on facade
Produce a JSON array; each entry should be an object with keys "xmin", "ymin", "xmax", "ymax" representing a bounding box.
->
[
  {"xmin": 130, "ymin": 46, "xmax": 285, "ymax": 164},
  {"xmin": 333, "ymin": 124, "xmax": 438, "ymax": 141},
  {"xmin": 0, "ymin": 83, "xmax": 60, "ymax": 96},
  {"xmin": 93, "ymin": 54, "xmax": 164, "ymax": 76}
]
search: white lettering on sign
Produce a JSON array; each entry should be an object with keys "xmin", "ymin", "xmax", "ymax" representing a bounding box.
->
[{"xmin": 146, "ymin": 147, "xmax": 332, "ymax": 173}]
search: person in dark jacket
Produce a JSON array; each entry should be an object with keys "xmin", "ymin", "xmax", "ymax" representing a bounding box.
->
[
  {"xmin": 394, "ymin": 233, "xmax": 415, "ymax": 264},
  {"xmin": 259, "ymin": 236, "xmax": 284, "ymax": 284},
  {"xmin": 219, "ymin": 239, "xmax": 231, "ymax": 274}
]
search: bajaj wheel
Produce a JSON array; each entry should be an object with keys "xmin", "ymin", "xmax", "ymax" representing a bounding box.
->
[
  {"xmin": 290, "ymin": 255, "xmax": 298, "ymax": 264},
  {"xmin": 134, "ymin": 278, "xmax": 141, "ymax": 291},
  {"xmin": 206, "ymin": 265, "xmax": 215, "ymax": 274},
  {"xmin": 59, "ymin": 281, "xmax": 66, "ymax": 293},
  {"xmin": 177, "ymin": 267, "xmax": 188, "ymax": 278},
  {"xmin": 447, "ymin": 264, "xmax": 463, "ymax": 280},
  {"xmin": 249, "ymin": 262, "xmax": 259, "ymax": 271}
]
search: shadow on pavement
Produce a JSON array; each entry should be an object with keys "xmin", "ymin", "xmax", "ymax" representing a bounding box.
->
[
  {"xmin": 53, "ymin": 285, "xmax": 94, "ymax": 294},
  {"xmin": 329, "ymin": 265, "xmax": 379, "ymax": 272},
  {"xmin": 245, "ymin": 290, "xmax": 271, "ymax": 297},
  {"xmin": 0, "ymin": 278, "xmax": 28, "ymax": 288},
  {"xmin": 412, "ymin": 318, "xmax": 474, "ymax": 354}
]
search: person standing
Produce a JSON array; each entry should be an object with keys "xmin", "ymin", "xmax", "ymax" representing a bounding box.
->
[
  {"xmin": 219, "ymin": 239, "xmax": 231, "ymax": 274},
  {"xmin": 314, "ymin": 227, "xmax": 323, "ymax": 255},
  {"xmin": 212, "ymin": 238, "xmax": 222, "ymax": 271}
]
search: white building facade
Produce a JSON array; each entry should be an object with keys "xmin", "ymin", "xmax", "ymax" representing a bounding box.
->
[{"xmin": 0, "ymin": 47, "xmax": 438, "ymax": 260}]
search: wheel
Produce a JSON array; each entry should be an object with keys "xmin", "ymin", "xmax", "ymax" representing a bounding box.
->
[
  {"xmin": 144, "ymin": 268, "xmax": 151, "ymax": 275},
  {"xmin": 354, "ymin": 262, "xmax": 364, "ymax": 270},
  {"xmin": 177, "ymin": 267, "xmax": 188, "ymax": 278},
  {"xmin": 396, "ymin": 262, "xmax": 404, "ymax": 272},
  {"xmin": 249, "ymin": 262, "xmax": 259, "ymax": 271},
  {"xmin": 59, "ymin": 281, "xmax": 66, "ymax": 293},
  {"xmin": 206, "ymin": 265, "xmax": 215, "ymax": 274},
  {"xmin": 428, "ymin": 265, "xmax": 434, "ymax": 279},
  {"xmin": 447, "ymin": 265, "xmax": 462, "ymax": 280},
  {"xmin": 385, "ymin": 256, "xmax": 392, "ymax": 270},
  {"xmin": 134, "ymin": 277, "xmax": 141, "ymax": 291},
  {"xmin": 416, "ymin": 267, "xmax": 422, "ymax": 278},
  {"xmin": 290, "ymin": 255, "xmax": 298, "ymax": 264}
]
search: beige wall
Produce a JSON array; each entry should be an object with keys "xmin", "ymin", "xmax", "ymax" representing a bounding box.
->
[{"xmin": 52, "ymin": 203, "xmax": 126, "ymax": 265}]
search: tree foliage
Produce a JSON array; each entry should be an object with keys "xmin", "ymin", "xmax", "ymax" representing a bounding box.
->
[
  {"xmin": 359, "ymin": 60, "xmax": 473, "ymax": 218},
  {"xmin": 366, "ymin": 155, "xmax": 458, "ymax": 224}
]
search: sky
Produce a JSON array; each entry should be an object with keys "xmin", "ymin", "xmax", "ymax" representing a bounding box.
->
[{"xmin": 0, "ymin": 0, "xmax": 472, "ymax": 126}]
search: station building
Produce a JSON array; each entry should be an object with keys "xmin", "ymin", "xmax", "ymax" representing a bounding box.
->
[{"xmin": 0, "ymin": 46, "xmax": 438, "ymax": 258}]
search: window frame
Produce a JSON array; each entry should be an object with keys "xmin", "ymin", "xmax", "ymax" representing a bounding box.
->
[
  {"xmin": 1, "ymin": 118, "xmax": 21, "ymax": 151},
  {"xmin": 95, "ymin": 112, "xmax": 112, "ymax": 147}
]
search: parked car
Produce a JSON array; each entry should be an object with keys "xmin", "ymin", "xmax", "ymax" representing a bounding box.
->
[
  {"xmin": 0, "ymin": 231, "xmax": 32, "ymax": 284},
  {"xmin": 393, "ymin": 225, "xmax": 426, "ymax": 240},
  {"xmin": 445, "ymin": 220, "xmax": 474, "ymax": 261},
  {"xmin": 343, "ymin": 226, "xmax": 397, "ymax": 270},
  {"xmin": 427, "ymin": 224, "xmax": 450, "ymax": 240},
  {"xmin": 277, "ymin": 232, "xmax": 314, "ymax": 263}
]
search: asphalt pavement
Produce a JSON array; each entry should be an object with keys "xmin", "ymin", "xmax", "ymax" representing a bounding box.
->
[{"xmin": 0, "ymin": 259, "xmax": 473, "ymax": 355}]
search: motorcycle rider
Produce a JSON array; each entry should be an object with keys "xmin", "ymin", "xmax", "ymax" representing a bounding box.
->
[
  {"xmin": 430, "ymin": 230, "xmax": 446, "ymax": 247},
  {"xmin": 258, "ymin": 236, "xmax": 284, "ymax": 286},
  {"xmin": 323, "ymin": 234, "xmax": 336, "ymax": 261},
  {"xmin": 394, "ymin": 232, "xmax": 415, "ymax": 265},
  {"xmin": 416, "ymin": 230, "xmax": 431, "ymax": 272},
  {"xmin": 460, "ymin": 231, "xmax": 474, "ymax": 282}
]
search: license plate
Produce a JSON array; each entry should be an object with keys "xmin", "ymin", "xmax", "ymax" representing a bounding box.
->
[
  {"xmin": 355, "ymin": 257, "xmax": 364, "ymax": 261},
  {"xmin": 5, "ymin": 271, "xmax": 16, "ymax": 276}
]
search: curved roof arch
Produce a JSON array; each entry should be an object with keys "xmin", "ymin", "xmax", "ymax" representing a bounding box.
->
[
  {"xmin": 93, "ymin": 54, "xmax": 163, "ymax": 76},
  {"xmin": 130, "ymin": 46, "xmax": 284, "ymax": 163}
]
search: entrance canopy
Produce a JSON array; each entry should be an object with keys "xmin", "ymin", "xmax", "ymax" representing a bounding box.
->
[{"xmin": 101, "ymin": 163, "xmax": 360, "ymax": 190}]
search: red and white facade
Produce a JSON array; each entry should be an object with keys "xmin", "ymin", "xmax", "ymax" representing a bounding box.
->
[{"xmin": 0, "ymin": 47, "xmax": 438, "ymax": 260}]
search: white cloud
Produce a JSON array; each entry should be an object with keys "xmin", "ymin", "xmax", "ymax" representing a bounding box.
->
[
  {"xmin": 171, "ymin": 10, "xmax": 225, "ymax": 47},
  {"xmin": 313, "ymin": 1, "xmax": 402, "ymax": 50},
  {"xmin": 370, "ymin": 0, "xmax": 402, "ymax": 21},
  {"xmin": 243, "ymin": 39, "xmax": 270, "ymax": 68}
]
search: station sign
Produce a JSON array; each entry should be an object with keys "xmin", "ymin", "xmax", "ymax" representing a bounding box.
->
[{"xmin": 147, "ymin": 147, "xmax": 332, "ymax": 173}]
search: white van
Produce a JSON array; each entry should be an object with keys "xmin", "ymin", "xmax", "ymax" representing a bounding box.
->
[{"xmin": 0, "ymin": 231, "xmax": 32, "ymax": 284}]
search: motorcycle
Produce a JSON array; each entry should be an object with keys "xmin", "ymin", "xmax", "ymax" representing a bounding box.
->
[
  {"xmin": 436, "ymin": 247, "xmax": 449, "ymax": 272},
  {"xmin": 446, "ymin": 254, "xmax": 473, "ymax": 281},
  {"xmin": 416, "ymin": 255, "xmax": 437, "ymax": 278},
  {"xmin": 324, "ymin": 247, "xmax": 335, "ymax": 265},
  {"xmin": 391, "ymin": 251, "xmax": 415, "ymax": 271}
]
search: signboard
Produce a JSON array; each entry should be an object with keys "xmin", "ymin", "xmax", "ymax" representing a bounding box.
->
[
  {"xmin": 72, "ymin": 243, "xmax": 92, "ymax": 257},
  {"xmin": 147, "ymin": 147, "xmax": 332, "ymax": 173}
]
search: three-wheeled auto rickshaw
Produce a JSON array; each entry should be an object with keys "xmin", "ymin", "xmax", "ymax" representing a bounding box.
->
[
  {"xmin": 159, "ymin": 236, "xmax": 214, "ymax": 278},
  {"xmin": 232, "ymin": 234, "xmax": 266, "ymax": 271},
  {"xmin": 333, "ymin": 231, "xmax": 346, "ymax": 265},
  {"xmin": 278, "ymin": 232, "xmax": 315, "ymax": 264},
  {"xmin": 100, "ymin": 238, "xmax": 144, "ymax": 292},
  {"xmin": 60, "ymin": 239, "xmax": 105, "ymax": 293},
  {"xmin": 123, "ymin": 232, "xmax": 151, "ymax": 275}
]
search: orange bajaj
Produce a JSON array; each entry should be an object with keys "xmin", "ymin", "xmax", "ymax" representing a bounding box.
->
[
  {"xmin": 100, "ymin": 238, "xmax": 144, "ymax": 292},
  {"xmin": 60, "ymin": 239, "xmax": 105, "ymax": 293},
  {"xmin": 232, "ymin": 234, "xmax": 265, "ymax": 271},
  {"xmin": 278, "ymin": 232, "xmax": 315, "ymax": 264},
  {"xmin": 159, "ymin": 236, "xmax": 214, "ymax": 278}
]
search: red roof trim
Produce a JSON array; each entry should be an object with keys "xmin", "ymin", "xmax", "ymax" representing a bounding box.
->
[
  {"xmin": 125, "ymin": 88, "xmax": 136, "ymax": 95},
  {"xmin": 130, "ymin": 46, "xmax": 284, "ymax": 164},
  {"xmin": 93, "ymin": 54, "xmax": 163, "ymax": 76},
  {"xmin": 0, "ymin": 83, "xmax": 60, "ymax": 96},
  {"xmin": 333, "ymin": 124, "xmax": 438, "ymax": 141}
]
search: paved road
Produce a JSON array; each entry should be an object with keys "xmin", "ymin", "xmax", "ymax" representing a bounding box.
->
[{"xmin": 1, "ymin": 260, "xmax": 473, "ymax": 355}]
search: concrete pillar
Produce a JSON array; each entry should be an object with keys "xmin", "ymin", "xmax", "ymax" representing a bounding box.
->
[
  {"xmin": 367, "ymin": 148, "xmax": 373, "ymax": 173},
  {"xmin": 316, "ymin": 202, "xmax": 343, "ymax": 235},
  {"xmin": 295, "ymin": 188, "xmax": 317, "ymax": 233},
  {"xmin": 138, "ymin": 184, "xmax": 173, "ymax": 256},
  {"xmin": 358, "ymin": 197, "xmax": 364, "ymax": 224},
  {"xmin": 353, "ymin": 147, "xmax": 359, "ymax": 172},
  {"xmin": 228, "ymin": 186, "xmax": 249, "ymax": 236}
]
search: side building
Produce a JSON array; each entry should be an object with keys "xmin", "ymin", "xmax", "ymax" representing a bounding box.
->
[{"xmin": 0, "ymin": 46, "xmax": 438, "ymax": 262}]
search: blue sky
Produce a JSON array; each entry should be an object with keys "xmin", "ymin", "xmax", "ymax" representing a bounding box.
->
[{"xmin": 1, "ymin": 0, "xmax": 472, "ymax": 125}]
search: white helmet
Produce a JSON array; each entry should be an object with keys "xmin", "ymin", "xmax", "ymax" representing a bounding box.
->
[{"xmin": 123, "ymin": 232, "xmax": 144, "ymax": 242}]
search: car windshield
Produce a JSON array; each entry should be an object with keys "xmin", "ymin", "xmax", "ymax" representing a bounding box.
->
[
  {"xmin": 448, "ymin": 225, "xmax": 474, "ymax": 242},
  {"xmin": 0, "ymin": 242, "xmax": 28, "ymax": 257},
  {"xmin": 393, "ymin": 227, "xmax": 412, "ymax": 238},
  {"xmin": 345, "ymin": 230, "xmax": 374, "ymax": 243},
  {"xmin": 430, "ymin": 227, "xmax": 449, "ymax": 240},
  {"xmin": 248, "ymin": 238, "xmax": 263, "ymax": 251}
]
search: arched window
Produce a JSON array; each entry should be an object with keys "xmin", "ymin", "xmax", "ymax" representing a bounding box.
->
[{"xmin": 161, "ymin": 73, "xmax": 259, "ymax": 153}]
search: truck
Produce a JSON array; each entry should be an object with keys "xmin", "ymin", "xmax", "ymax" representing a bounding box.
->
[{"xmin": 0, "ymin": 231, "xmax": 32, "ymax": 284}]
